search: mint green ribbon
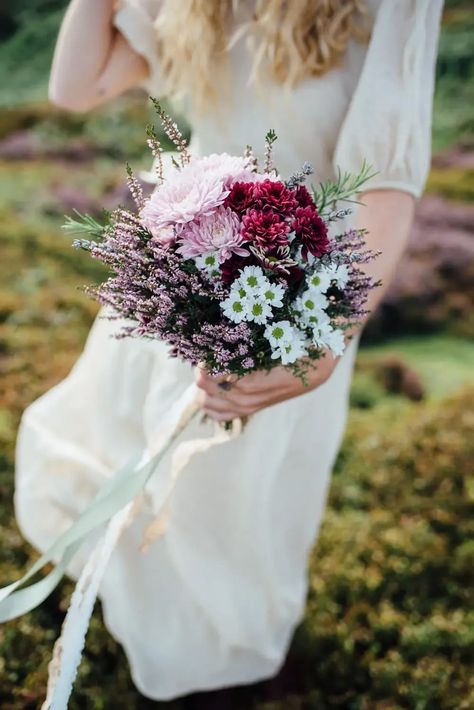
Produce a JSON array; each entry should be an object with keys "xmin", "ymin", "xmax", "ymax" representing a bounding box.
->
[{"xmin": 0, "ymin": 447, "xmax": 165, "ymax": 622}]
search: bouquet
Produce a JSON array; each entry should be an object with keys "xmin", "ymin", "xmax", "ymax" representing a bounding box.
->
[
  {"xmin": 69, "ymin": 101, "xmax": 378, "ymax": 383},
  {"xmin": 0, "ymin": 102, "xmax": 379, "ymax": 708}
]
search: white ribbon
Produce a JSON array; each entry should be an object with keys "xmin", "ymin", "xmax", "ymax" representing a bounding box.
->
[
  {"xmin": 1, "ymin": 383, "xmax": 242, "ymax": 708},
  {"xmin": 41, "ymin": 502, "xmax": 136, "ymax": 710}
]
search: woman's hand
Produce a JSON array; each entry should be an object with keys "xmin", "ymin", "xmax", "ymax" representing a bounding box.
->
[{"xmin": 195, "ymin": 353, "xmax": 339, "ymax": 422}]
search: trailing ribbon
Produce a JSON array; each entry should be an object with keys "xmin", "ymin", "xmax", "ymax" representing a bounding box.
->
[
  {"xmin": 0, "ymin": 383, "xmax": 242, "ymax": 708},
  {"xmin": 41, "ymin": 501, "xmax": 137, "ymax": 710}
]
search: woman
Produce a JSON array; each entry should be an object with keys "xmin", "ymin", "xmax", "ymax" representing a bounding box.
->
[{"xmin": 15, "ymin": 0, "xmax": 443, "ymax": 701}]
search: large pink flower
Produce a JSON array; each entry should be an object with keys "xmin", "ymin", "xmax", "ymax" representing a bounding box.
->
[
  {"xmin": 140, "ymin": 171, "xmax": 228, "ymax": 236},
  {"xmin": 188, "ymin": 153, "xmax": 250, "ymax": 187},
  {"xmin": 185, "ymin": 153, "xmax": 279, "ymax": 187},
  {"xmin": 177, "ymin": 206, "xmax": 249, "ymax": 262}
]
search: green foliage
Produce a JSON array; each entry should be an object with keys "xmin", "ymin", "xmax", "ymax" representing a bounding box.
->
[
  {"xmin": 432, "ymin": 5, "xmax": 474, "ymax": 150},
  {"xmin": 63, "ymin": 210, "xmax": 107, "ymax": 240},
  {"xmin": 0, "ymin": 1, "xmax": 67, "ymax": 107},
  {"xmin": 311, "ymin": 162, "xmax": 376, "ymax": 215}
]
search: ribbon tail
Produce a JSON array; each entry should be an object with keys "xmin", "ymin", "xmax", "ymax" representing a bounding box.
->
[
  {"xmin": 141, "ymin": 415, "xmax": 244, "ymax": 550},
  {"xmin": 41, "ymin": 501, "xmax": 136, "ymax": 710}
]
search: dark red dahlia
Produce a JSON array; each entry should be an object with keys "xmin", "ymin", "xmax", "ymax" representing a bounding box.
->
[
  {"xmin": 241, "ymin": 209, "xmax": 290, "ymax": 250},
  {"xmin": 293, "ymin": 184, "xmax": 315, "ymax": 208},
  {"xmin": 220, "ymin": 253, "xmax": 256, "ymax": 283},
  {"xmin": 224, "ymin": 181, "xmax": 255, "ymax": 214},
  {"xmin": 252, "ymin": 179, "xmax": 298, "ymax": 215},
  {"xmin": 292, "ymin": 206, "xmax": 329, "ymax": 260}
]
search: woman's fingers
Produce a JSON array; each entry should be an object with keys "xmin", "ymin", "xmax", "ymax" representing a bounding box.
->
[
  {"xmin": 198, "ymin": 390, "xmax": 257, "ymax": 420},
  {"xmin": 202, "ymin": 408, "xmax": 237, "ymax": 422},
  {"xmin": 195, "ymin": 367, "xmax": 238, "ymax": 396}
]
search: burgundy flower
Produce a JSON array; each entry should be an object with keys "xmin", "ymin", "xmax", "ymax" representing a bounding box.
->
[
  {"xmin": 220, "ymin": 252, "xmax": 255, "ymax": 283},
  {"xmin": 252, "ymin": 179, "xmax": 298, "ymax": 215},
  {"xmin": 241, "ymin": 209, "xmax": 290, "ymax": 250},
  {"xmin": 293, "ymin": 185, "xmax": 315, "ymax": 208},
  {"xmin": 224, "ymin": 181, "xmax": 255, "ymax": 214},
  {"xmin": 292, "ymin": 206, "xmax": 329, "ymax": 260}
]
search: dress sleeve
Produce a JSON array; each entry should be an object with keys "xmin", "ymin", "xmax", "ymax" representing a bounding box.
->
[
  {"xmin": 113, "ymin": 0, "xmax": 163, "ymax": 92},
  {"xmin": 333, "ymin": 0, "xmax": 443, "ymax": 198}
]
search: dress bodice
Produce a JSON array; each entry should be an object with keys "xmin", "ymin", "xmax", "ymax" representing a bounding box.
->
[{"xmin": 114, "ymin": 0, "xmax": 443, "ymax": 196}]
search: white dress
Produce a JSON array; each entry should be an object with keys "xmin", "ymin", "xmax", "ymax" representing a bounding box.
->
[{"xmin": 14, "ymin": 0, "xmax": 442, "ymax": 700}]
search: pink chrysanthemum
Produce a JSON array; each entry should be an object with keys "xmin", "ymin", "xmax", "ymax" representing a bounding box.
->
[
  {"xmin": 188, "ymin": 153, "xmax": 251, "ymax": 187},
  {"xmin": 186, "ymin": 153, "xmax": 278, "ymax": 187},
  {"xmin": 140, "ymin": 172, "xmax": 228, "ymax": 237},
  {"xmin": 177, "ymin": 206, "xmax": 249, "ymax": 262}
]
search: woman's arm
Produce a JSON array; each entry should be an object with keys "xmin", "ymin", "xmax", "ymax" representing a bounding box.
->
[
  {"xmin": 49, "ymin": 0, "xmax": 149, "ymax": 112},
  {"xmin": 196, "ymin": 189, "xmax": 415, "ymax": 421}
]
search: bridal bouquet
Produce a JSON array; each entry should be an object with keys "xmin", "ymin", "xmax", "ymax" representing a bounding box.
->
[
  {"xmin": 70, "ymin": 101, "xmax": 378, "ymax": 382},
  {"xmin": 0, "ymin": 102, "xmax": 378, "ymax": 709}
]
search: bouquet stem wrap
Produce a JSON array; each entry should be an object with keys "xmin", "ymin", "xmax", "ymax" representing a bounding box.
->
[{"xmin": 0, "ymin": 383, "xmax": 241, "ymax": 708}]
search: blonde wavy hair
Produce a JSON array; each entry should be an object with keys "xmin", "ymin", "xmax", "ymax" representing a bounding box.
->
[{"xmin": 154, "ymin": 0, "xmax": 371, "ymax": 111}]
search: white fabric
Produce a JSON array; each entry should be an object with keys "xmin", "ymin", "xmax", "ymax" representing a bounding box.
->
[
  {"xmin": 15, "ymin": 0, "xmax": 442, "ymax": 701},
  {"xmin": 333, "ymin": 0, "xmax": 444, "ymax": 197}
]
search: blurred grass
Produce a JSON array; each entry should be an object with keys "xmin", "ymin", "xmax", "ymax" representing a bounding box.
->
[
  {"xmin": 357, "ymin": 335, "xmax": 474, "ymax": 399},
  {"xmin": 426, "ymin": 166, "xmax": 474, "ymax": 202}
]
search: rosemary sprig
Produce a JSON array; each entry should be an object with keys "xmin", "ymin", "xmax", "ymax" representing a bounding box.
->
[
  {"xmin": 311, "ymin": 162, "xmax": 377, "ymax": 215},
  {"xmin": 62, "ymin": 210, "xmax": 106, "ymax": 239}
]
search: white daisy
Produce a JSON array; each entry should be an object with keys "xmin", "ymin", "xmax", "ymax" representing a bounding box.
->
[
  {"xmin": 271, "ymin": 332, "xmax": 308, "ymax": 365},
  {"xmin": 324, "ymin": 328, "xmax": 346, "ymax": 357},
  {"xmin": 221, "ymin": 292, "xmax": 248, "ymax": 323},
  {"xmin": 307, "ymin": 263, "xmax": 350, "ymax": 293},
  {"xmin": 264, "ymin": 320, "xmax": 294, "ymax": 348},
  {"xmin": 261, "ymin": 282, "xmax": 285, "ymax": 308},
  {"xmin": 245, "ymin": 298, "xmax": 273, "ymax": 325},
  {"xmin": 306, "ymin": 268, "xmax": 333, "ymax": 293},
  {"xmin": 311, "ymin": 322, "xmax": 346, "ymax": 356},
  {"xmin": 237, "ymin": 265, "xmax": 269, "ymax": 293},
  {"xmin": 311, "ymin": 321, "xmax": 336, "ymax": 349},
  {"xmin": 299, "ymin": 308, "xmax": 330, "ymax": 331},
  {"xmin": 326, "ymin": 263, "xmax": 350, "ymax": 289},
  {"xmin": 295, "ymin": 290, "xmax": 328, "ymax": 324},
  {"xmin": 195, "ymin": 252, "xmax": 221, "ymax": 279},
  {"xmin": 195, "ymin": 252, "xmax": 218, "ymax": 272}
]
